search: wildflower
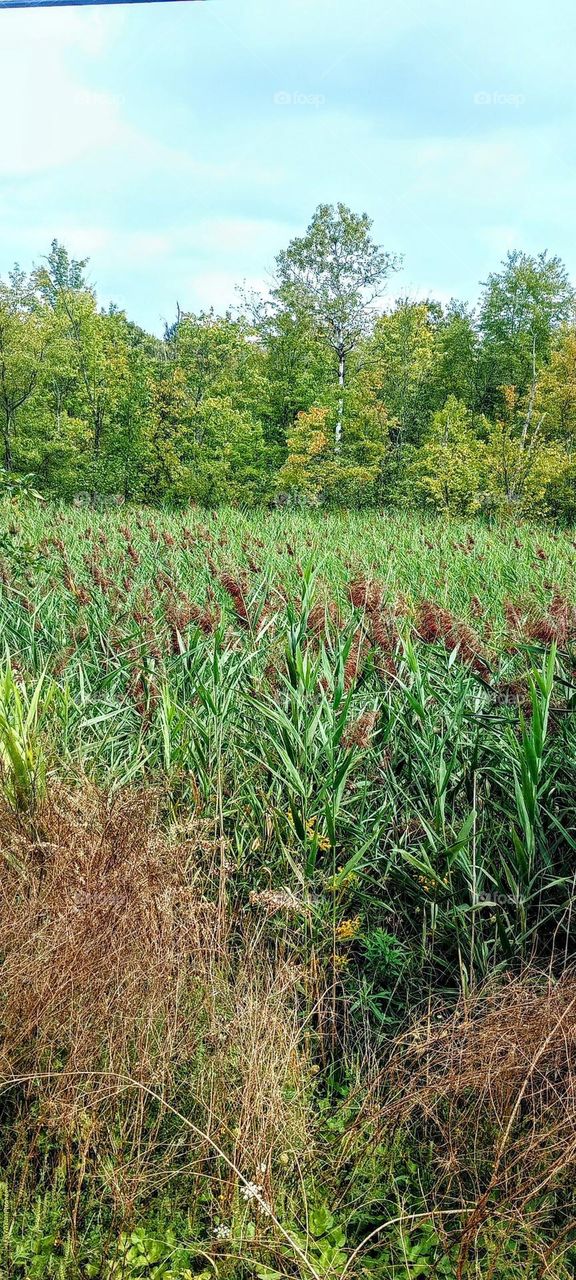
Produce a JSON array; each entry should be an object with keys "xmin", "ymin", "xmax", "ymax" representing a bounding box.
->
[
  {"xmin": 305, "ymin": 817, "xmax": 330, "ymax": 851},
  {"xmin": 335, "ymin": 916, "xmax": 361, "ymax": 943},
  {"xmin": 241, "ymin": 1181, "xmax": 264, "ymax": 1202},
  {"xmin": 241, "ymin": 1181, "xmax": 272, "ymax": 1217},
  {"xmin": 213, "ymin": 1224, "xmax": 231, "ymax": 1240},
  {"xmin": 326, "ymin": 869, "xmax": 358, "ymax": 893}
]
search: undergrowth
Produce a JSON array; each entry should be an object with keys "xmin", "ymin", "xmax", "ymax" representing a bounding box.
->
[{"xmin": 0, "ymin": 503, "xmax": 575, "ymax": 1277}]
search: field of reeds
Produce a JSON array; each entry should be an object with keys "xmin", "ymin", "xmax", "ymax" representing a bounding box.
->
[{"xmin": 0, "ymin": 501, "xmax": 575, "ymax": 1279}]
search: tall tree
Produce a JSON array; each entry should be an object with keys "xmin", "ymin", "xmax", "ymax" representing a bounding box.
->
[
  {"xmin": 411, "ymin": 396, "xmax": 487, "ymax": 514},
  {"xmin": 0, "ymin": 269, "xmax": 51, "ymax": 470},
  {"xmin": 368, "ymin": 300, "xmax": 440, "ymax": 448},
  {"xmin": 433, "ymin": 301, "xmax": 479, "ymax": 409},
  {"xmin": 166, "ymin": 309, "xmax": 264, "ymax": 415},
  {"xmin": 34, "ymin": 242, "xmax": 132, "ymax": 495},
  {"xmin": 479, "ymin": 250, "xmax": 575, "ymax": 411},
  {"xmin": 273, "ymin": 204, "xmax": 400, "ymax": 447},
  {"xmin": 534, "ymin": 326, "xmax": 576, "ymax": 448}
]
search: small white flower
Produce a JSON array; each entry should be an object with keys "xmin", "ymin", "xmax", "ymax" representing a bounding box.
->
[
  {"xmin": 241, "ymin": 1181, "xmax": 263, "ymax": 1202},
  {"xmin": 240, "ymin": 1180, "xmax": 272, "ymax": 1217},
  {"xmin": 258, "ymin": 1160, "xmax": 267, "ymax": 1173},
  {"xmin": 213, "ymin": 1224, "xmax": 231, "ymax": 1240}
]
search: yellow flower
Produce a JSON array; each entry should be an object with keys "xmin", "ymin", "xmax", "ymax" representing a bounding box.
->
[
  {"xmin": 305, "ymin": 817, "xmax": 330, "ymax": 851},
  {"xmin": 326, "ymin": 869, "xmax": 358, "ymax": 893},
  {"xmin": 335, "ymin": 916, "xmax": 361, "ymax": 943}
]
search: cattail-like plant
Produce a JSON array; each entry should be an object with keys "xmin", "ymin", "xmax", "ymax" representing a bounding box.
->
[
  {"xmin": 219, "ymin": 572, "xmax": 251, "ymax": 628},
  {"xmin": 342, "ymin": 709, "xmax": 379, "ymax": 749},
  {"xmin": 417, "ymin": 600, "xmax": 490, "ymax": 677},
  {"xmin": 343, "ymin": 628, "xmax": 368, "ymax": 691}
]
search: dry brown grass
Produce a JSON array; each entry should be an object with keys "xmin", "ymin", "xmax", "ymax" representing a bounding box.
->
[
  {"xmin": 2, "ymin": 787, "xmax": 575, "ymax": 1273},
  {"xmin": 0, "ymin": 788, "xmax": 209, "ymax": 1094},
  {"xmin": 0, "ymin": 786, "xmax": 314, "ymax": 1216},
  {"xmin": 343, "ymin": 974, "xmax": 576, "ymax": 1277}
]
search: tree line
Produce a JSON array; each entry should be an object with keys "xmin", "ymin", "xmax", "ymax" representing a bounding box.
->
[{"xmin": 1, "ymin": 203, "xmax": 576, "ymax": 516}]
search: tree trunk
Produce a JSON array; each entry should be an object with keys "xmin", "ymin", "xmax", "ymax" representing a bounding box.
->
[
  {"xmin": 93, "ymin": 405, "xmax": 103, "ymax": 459},
  {"xmin": 91, "ymin": 405, "xmax": 104, "ymax": 503},
  {"xmin": 335, "ymin": 345, "xmax": 345, "ymax": 450},
  {"xmin": 2, "ymin": 413, "xmax": 13, "ymax": 470}
]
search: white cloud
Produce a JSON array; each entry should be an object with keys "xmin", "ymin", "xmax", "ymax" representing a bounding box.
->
[
  {"xmin": 1, "ymin": 7, "xmax": 117, "ymax": 56},
  {"xmin": 3, "ymin": 217, "xmax": 291, "ymax": 270},
  {"xmin": 0, "ymin": 9, "xmax": 124, "ymax": 176},
  {"xmin": 182, "ymin": 268, "xmax": 268, "ymax": 314},
  {"xmin": 477, "ymin": 225, "xmax": 523, "ymax": 255},
  {"xmin": 191, "ymin": 216, "xmax": 294, "ymax": 257},
  {"xmin": 0, "ymin": 9, "xmax": 261, "ymax": 186},
  {"xmin": 407, "ymin": 135, "xmax": 529, "ymax": 197}
]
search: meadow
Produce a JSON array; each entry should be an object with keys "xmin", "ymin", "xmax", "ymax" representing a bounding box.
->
[{"xmin": 0, "ymin": 501, "xmax": 575, "ymax": 1279}]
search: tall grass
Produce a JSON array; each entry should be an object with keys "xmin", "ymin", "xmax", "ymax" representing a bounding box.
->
[{"xmin": 0, "ymin": 500, "xmax": 575, "ymax": 1277}]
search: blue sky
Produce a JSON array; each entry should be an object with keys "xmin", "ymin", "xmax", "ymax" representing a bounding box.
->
[{"xmin": 1, "ymin": 0, "xmax": 575, "ymax": 332}]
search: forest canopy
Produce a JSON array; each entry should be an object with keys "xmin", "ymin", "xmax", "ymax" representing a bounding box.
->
[{"xmin": 1, "ymin": 203, "xmax": 576, "ymax": 517}]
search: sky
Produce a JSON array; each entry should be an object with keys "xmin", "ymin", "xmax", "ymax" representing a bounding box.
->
[{"xmin": 1, "ymin": 0, "xmax": 576, "ymax": 333}]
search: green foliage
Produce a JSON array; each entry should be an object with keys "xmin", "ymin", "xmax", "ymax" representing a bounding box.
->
[
  {"xmin": 0, "ymin": 1182, "xmax": 74, "ymax": 1279},
  {"xmin": 368, "ymin": 300, "xmax": 440, "ymax": 447},
  {"xmin": 0, "ymin": 209, "xmax": 576, "ymax": 1277},
  {"xmin": 409, "ymin": 396, "xmax": 487, "ymax": 513},
  {"xmin": 1, "ymin": 219, "xmax": 576, "ymax": 515},
  {"xmin": 479, "ymin": 249, "xmax": 576, "ymax": 409},
  {"xmin": 89, "ymin": 1225, "xmax": 196, "ymax": 1280},
  {"xmin": 0, "ymin": 503, "xmax": 573, "ymax": 984},
  {"xmin": 0, "ymin": 659, "xmax": 49, "ymax": 811}
]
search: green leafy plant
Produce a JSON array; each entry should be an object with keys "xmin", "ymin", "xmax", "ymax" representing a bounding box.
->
[{"xmin": 0, "ymin": 659, "xmax": 50, "ymax": 811}]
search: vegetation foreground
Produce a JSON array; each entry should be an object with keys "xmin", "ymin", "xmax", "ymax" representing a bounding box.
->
[{"xmin": 0, "ymin": 502, "xmax": 575, "ymax": 1278}]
